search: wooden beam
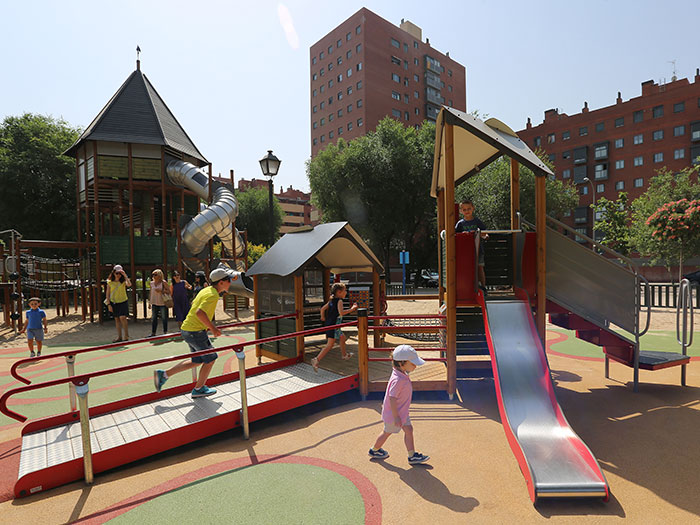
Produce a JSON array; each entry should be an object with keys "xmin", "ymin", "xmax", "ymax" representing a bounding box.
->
[
  {"xmin": 372, "ymin": 271, "xmax": 381, "ymax": 348},
  {"xmin": 510, "ymin": 159, "xmax": 520, "ymax": 230},
  {"xmin": 294, "ymin": 274, "xmax": 304, "ymax": 358},
  {"xmin": 357, "ymin": 308, "xmax": 369, "ymax": 399},
  {"xmin": 161, "ymin": 147, "xmax": 168, "ymax": 273},
  {"xmin": 437, "ymin": 188, "xmax": 445, "ymax": 305},
  {"xmin": 93, "ymin": 142, "xmax": 103, "ymax": 323},
  {"xmin": 254, "ymin": 275, "xmax": 261, "ymax": 364},
  {"xmin": 535, "ymin": 173, "xmax": 546, "ymax": 341},
  {"xmin": 128, "ymin": 144, "xmax": 137, "ymax": 319},
  {"xmin": 444, "ymin": 123, "xmax": 457, "ymax": 400}
]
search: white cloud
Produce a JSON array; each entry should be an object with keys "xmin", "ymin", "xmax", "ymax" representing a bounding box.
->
[{"xmin": 277, "ymin": 3, "xmax": 299, "ymax": 50}]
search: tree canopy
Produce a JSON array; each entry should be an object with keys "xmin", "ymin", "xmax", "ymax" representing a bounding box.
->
[
  {"xmin": 234, "ymin": 186, "xmax": 284, "ymax": 246},
  {"xmin": 307, "ymin": 117, "xmax": 438, "ymax": 275},
  {"xmin": 0, "ymin": 113, "xmax": 80, "ymax": 240},
  {"xmin": 592, "ymin": 192, "xmax": 631, "ymax": 255},
  {"xmin": 454, "ymin": 154, "xmax": 579, "ymax": 228}
]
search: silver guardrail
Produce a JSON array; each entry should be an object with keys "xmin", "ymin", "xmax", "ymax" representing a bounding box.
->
[{"xmin": 676, "ymin": 279, "xmax": 695, "ymax": 387}]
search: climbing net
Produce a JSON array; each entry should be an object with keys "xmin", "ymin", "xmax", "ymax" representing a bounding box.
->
[{"xmin": 20, "ymin": 253, "xmax": 91, "ymax": 291}]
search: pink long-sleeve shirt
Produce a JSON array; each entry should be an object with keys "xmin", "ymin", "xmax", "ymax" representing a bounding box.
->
[{"xmin": 381, "ymin": 368, "xmax": 412, "ymax": 425}]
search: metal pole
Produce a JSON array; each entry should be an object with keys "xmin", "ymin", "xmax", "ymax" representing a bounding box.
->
[
  {"xmin": 75, "ymin": 382, "xmax": 94, "ymax": 484},
  {"xmin": 268, "ymin": 178, "xmax": 274, "ymax": 246},
  {"xmin": 236, "ymin": 348, "xmax": 250, "ymax": 440},
  {"xmin": 66, "ymin": 355, "xmax": 77, "ymax": 412}
]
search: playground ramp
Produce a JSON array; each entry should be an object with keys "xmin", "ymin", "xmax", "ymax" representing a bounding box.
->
[
  {"xmin": 14, "ymin": 360, "xmax": 357, "ymax": 498},
  {"xmin": 481, "ymin": 296, "xmax": 609, "ymax": 502}
]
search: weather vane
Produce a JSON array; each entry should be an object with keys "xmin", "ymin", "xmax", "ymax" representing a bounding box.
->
[{"xmin": 136, "ymin": 45, "xmax": 141, "ymax": 61}]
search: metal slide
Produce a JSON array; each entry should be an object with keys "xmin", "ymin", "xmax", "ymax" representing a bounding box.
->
[
  {"xmin": 166, "ymin": 160, "xmax": 253, "ymax": 297},
  {"xmin": 480, "ymin": 295, "xmax": 609, "ymax": 502}
]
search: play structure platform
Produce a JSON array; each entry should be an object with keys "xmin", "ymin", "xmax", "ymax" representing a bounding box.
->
[{"xmin": 9, "ymin": 357, "xmax": 356, "ymax": 498}]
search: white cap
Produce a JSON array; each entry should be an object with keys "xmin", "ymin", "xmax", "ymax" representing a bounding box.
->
[
  {"xmin": 113, "ymin": 264, "xmax": 123, "ymax": 272},
  {"xmin": 392, "ymin": 345, "xmax": 425, "ymax": 366},
  {"xmin": 209, "ymin": 266, "xmax": 236, "ymax": 283}
]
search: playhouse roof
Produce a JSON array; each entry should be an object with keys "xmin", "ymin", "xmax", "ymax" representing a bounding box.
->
[
  {"xmin": 247, "ymin": 222, "xmax": 383, "ymax": 276},
  {"xmin": 430, "ymin": 107, "xmax": 553, "ymax": 197},
  {"xmin": 64, "ymin": 67, "xmax": 207, "ymax": 164}
]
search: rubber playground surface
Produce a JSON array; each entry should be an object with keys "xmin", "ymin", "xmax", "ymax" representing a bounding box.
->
[{"xmin": 1, "ymin": 321, "xmax": 700, "ymax": 523}]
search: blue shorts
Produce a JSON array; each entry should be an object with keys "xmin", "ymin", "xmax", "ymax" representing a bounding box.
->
[
  {"xmin": 181, "ymin": 329, "xmax": 218, "ymax": 364},
  {"xmin": 325, "ymin": 317, "xmax": 344, "ymax": 340},
  {"xmin": 27, "ymin": 328, "xmax": 44, "ymax": 341}
]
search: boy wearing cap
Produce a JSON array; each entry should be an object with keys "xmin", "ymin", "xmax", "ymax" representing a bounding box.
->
[
  {"xmin": 153, "ymin": 267, "xmax": 233, "ymax": 398},
  {"xmin": 368, "ymin": 344, "xmax": 430, "ymax": 465}
]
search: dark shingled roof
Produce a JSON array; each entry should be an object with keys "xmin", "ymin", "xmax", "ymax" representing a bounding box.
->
[{"xmin": 64, "ymin": 68, "xmax": 207, "ymax": 164}]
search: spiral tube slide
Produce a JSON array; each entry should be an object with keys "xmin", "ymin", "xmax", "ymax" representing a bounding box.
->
[{"xmin": 166, "ymin": 160, "xmax": 252, "ymax": 298}]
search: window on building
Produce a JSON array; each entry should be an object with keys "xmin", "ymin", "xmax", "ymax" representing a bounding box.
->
[
  {"xmin": 337, "ymin": 91, "xmax": 343, "ymax": 101},
  {"xmin": 633, "ymin": 133, "xmax": 643, "ymax": 144},
  {"xmin": 329, "ymin": 113, "xmax": 334, "ymax": 122},
  {"xmin": 414, "ymin": 57, "xmax": 419, "ymax": 66},
  {"xmin": 404, "ymin": 94, "xmax": 409, "ymax": 103},
  {"xmin": 320, "ymin": 135, "xmax": 325, "ymax": 143},
  {"xmin": 337, "ymin": 39, "xmax": 342, "ymax": 48},
  {"xmin": 348, "ymin": 121, "xmax": 353, "ymax": 131},
  {"xmin": 346, "ymin": 32, "xmax": 351, "ymax": 41},
  {"xmin": 338, "ymin": 127, "xmax": 343, "ymax": 136},
  {"xmin": 320, "ymin": 85, "xmax": 326, "ymax": 95},
  {"xmin": 328, "ymin": 63, "xmax": 333, "ymax": 71},
  {"xmin": 313, "ymin": 105, "xmax": 317, "ymax": 113},
  {"xmin": 391, "ymin": 38, "xmax": 400, "ymax": 48},
  {"xmin": 548, "ymin": 153, "xmax": 555, "ymax": 162},
  {"xmin": 347, "ymin": 86, "xmax": 352, "ymax": 95},
  {"xmin": 448, "ymin": 85, "xmax": 453, "ymax": 92},
  {"xmin": 392, "ymin": 91, "xmax": 400, "ymax": 101},
  {"xmin": 674, "ymin": 101, "xmax": 685, "ymax": 113},
  {"xmin": 562, "ymin": 150, "xmax": 571, "ymax": 159},
  {"xmin": 616, "ymin": 180, "xmax": 624, "ymax": 190},
  {"xmin": 654, "ymin": 152, "xmax": 664, "ymax": 163},
  {"xmin": 563, "ymin": 209, "xmax": 572, "ymax": 217},
  {"xmin": 633, "ymin": 110, "xmax": 643, "ymax": 122},
  {"xmin": 392, "ymin": 73, "xmax": 400, "ymax": 83},
  {"xmin": 534, "ymin": 136, "xmax": 541, "ymax": 147},
  {"xmin": 338, "ymin": 108, "xmax": 343, "ymax": 117},
  {"xmin": 404, "ymin": 111, "xmax": 409, "ymax": 120},
  {"xmin": 615, "ymin": 159, "xmax": 625, "ymax": 169},
  {"xmin": 312, "ymin": 57, "xmax": 317, "ymax": 65},
  {"xmin": 690, "ymin": 121, "xmax": 700, "ymax": 140},
  {"xmin": 573, "ymin": 146, "xmax": 587, "ymax": 164},
  {"xmin": 329, "ymin": 130, "xmax": 334, "ymax": 139},
  {"xmin": 634, "ymin": 155, "xmax": 643, "ymax": 166},
  {"xmin": 356, "ymin": 62, "xmax": 362, "ymax": 71},
  {"xmin": 413, "ymin": 74, "xmax": 419, "ymax": 83},
  {"xmin": 595, "ymin": 122, "xmax": 604, "ymax": 132},
  {"xmin": 403, "ymin": 59, "xmax": 408, "ymax": 70},
  {"xmin": 595, "ymin": 209, "xmax": 605, "ymax": 221},
  {"xmin": 313, "ymin": 73, "xmax": 318, "ymax": 81},
  {"xmin": 594, "ymin": 163, "xmax": 608, "ymax": 180},
  {"xmin": 615, "ymin": 117, "xmax": 624, "ymax": 127},
  {"xmin": 615, "ymin": 138, "xmax": 624, "ymax": 148},
  {"xmin": 403, "ymin": 77, "xmax": 409, "ymax": 86},
  {"xmin": 337, "ymin": 57, "xmax": 342, "ymax": 65},
  {"xmin": 674, "ymin": 148, "xmax": 685, "ymax": 160},
  {"xmin": 580, "ymin": 186, "xmax": 589, "ymax": 196},
  {"xmin": 415, "ymin": 107, "xmax": 420, "ymax": 115},
  {"xmin": 414, "ymin": 90, "xmax": 419, "ymax": 99},
  {"xmin": 594, "ymin": 142, "xmax": 609, "ymax": 159},
  {"xmin": 652, "ymin": 105, "xmax": 664, "ymax": 118},
  {"xmin": 692, "ymin": 146, "xmax": 700, "ymax": 164},
  {"xmin": 320, "ymin": 101, "xmax": 325, "ymax": 109},
  {"xmin": 596, "ymin": 183, "xmax": 605, "ymax": 193},
  {"xmin": 313, "ymin": 137, "xmax": 318, "ymax": 145},
  {"xmin": 562, "ymin": 169, "xmax": 571, "ymax": 179},
  {"xmin": 634, "ymin": 177, "xmax": 643, "ymax": 188},
  {"xmin": 337, "ymin": 74, "xmax": 342, "ymax": 82},
  {"xmin": 547, "ymin": 133, "xmax": 555, "ymax": 144},
  {"xmin": 313, "ymin": 121, "xmax": 318, "ymax": 129},
  {"xmin": 562, "ymin": 130, "xmax": 570, "ymax": 141},
  {"xmin": 391, "ymin": 55, "xmax": 401, "ymax": 66},
  {"xmin": 579, "ymin": 126, "xmax": 588, "ymax": 136},
  {"xmin": 356, "ymin": 25, "xmax": 361, "ymax": 34},
  {"xmin": 403, "ymin": 42, "xmax": 408, "ymax": 52},
  {"xmin": 358, "ymin": 118, "xmax": 363, "ymax": 127},
  {"xmin": 347, "ymin": 104, "xmax": 352, "ymax": 113},
  {"xmin": 320, "ymin": 68, "xmax": 325, "ymax": 77},
  {"xmin": 674, "ymin": 125, "xmax": 685, "ymax": 136},
  {"xmin": 414, "ymin": 41, "xmax": 419, "ymax": 48},
  {"xmin": 313, "ymin": 89, "xmax": 317, "ymax": 97},
  {"xmin": 320, "ymin": 51, "xmax": 324, "ymax": 59},
  {"xmin": 328, "ymin": 79, "xmax": 333, "ymax": 88},
  {"xmin": 573, "ymin": 165, "xmax": 587, "ymax": 183},
  {"xmin": 653, "ymin": 129, "xmax": 664, "ymax": 141},
  {"xmin": 346, "ymin": 50, "xmax": 352, "ymax": 59},
  {"xmin": 346, "ymin": 68, "xmax": 352, "ymax": 78},
  {"xmin": 357, "ymin": 99, "xmax": 363, "ymax": 108}
]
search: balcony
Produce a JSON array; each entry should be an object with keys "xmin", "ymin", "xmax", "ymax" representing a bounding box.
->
[{"xmin": 426, "ymin": 90, "xmax": 444, "ymax": 106}]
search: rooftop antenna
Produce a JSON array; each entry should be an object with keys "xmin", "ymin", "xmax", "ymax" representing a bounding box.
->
[
  {"xmin": 668, "ymin": 59, "xmax": 677, "ymax": 81},
  {"xmin": 136, "ymin": 45, "xmax": 141, "ymax": 70}
]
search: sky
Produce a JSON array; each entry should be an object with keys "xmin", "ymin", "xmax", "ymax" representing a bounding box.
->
[{"xmin": 2, "ymin": 1, "xmax": 698, "ymax": 193}]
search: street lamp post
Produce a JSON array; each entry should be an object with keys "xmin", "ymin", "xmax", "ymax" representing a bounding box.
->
[
  {"xmin": 259, "ymin": 150, "xmax": 281, "ymax": 246},
  {"xmin": 583, "ymin": 176, "xmax": 596, "ymax": 250}
]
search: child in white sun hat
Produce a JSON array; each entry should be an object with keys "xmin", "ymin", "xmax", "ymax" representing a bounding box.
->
[{"xmin": 368, "ymin": 344, "xmax": 430, "ymax": 465}]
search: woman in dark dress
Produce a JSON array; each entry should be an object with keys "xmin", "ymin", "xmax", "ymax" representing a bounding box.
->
[{"xmin": 171, "ymin": 270, "xmax": 192, "ymax": 327}]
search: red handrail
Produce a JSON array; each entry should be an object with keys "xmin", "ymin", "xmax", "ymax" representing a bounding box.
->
[
  {"xmin": 368, "ymin": 315, "xmax": 446, "ymax": 320},
  {"xmin": 368, "ymin": 347, "xmax": 446, "ymax": 352},
  {"xmin": 10, "ymin": 312, "xmax": 298, "ymax": 385},
  {"xmin": 0, "ymin": 319, "xmax": 357, "ymax": 423},
  {"xmin": 369, "ymin": 325, "xmax": 446, "ymax": 332},
  {"xmin": 368, "ymin": 357, "xmax": 446, "ymax": 362}
]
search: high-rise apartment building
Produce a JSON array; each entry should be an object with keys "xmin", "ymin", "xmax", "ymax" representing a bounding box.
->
[
  {"xmin": 310, "ymin": 8, "xmax": 466, "ymax": 156},
  {"xmin": 517, "ymin": 72, "xmax": 700, "ymax": 239}
]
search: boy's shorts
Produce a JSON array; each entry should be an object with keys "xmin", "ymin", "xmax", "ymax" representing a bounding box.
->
[
  {"xmin": 325, "ymin": 316, "xmax": 344, "ymax": 340},
  {"xmin": 383, "ymin": 417, "xmax": 411, "ymax": 434},
  {"xmin": 26, "ymin": 328, "xmax": 44, "ymax": 341},
  {"xmin": 181, "ymin": 329, "xmax": 218, "ymax": 364}
]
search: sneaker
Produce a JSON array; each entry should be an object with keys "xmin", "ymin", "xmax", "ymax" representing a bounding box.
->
[
  {"xmin": 368, "ymin": 448, "xmax": 390, "ymax": 460},
  {"xmin": 30, "ymin": 351, "xmax": 35, "ymax": 358},
  {"xmin": 408, "ymin": 452, "xmax": 430, "ymax": 465},
  {"xmin": 36, "ymin": 352, "xmax": 41, "ymax": 357},
  {"xmin": 154, "ymin": 369, "xmax": 168, "ymax": 392},
  {"xmin": 311, "ymin": 357, "xmax": 319, "ymax": 373},
  {"xmin": 191, "ymin": 385, "xmax": 217, "ymax": 398}
]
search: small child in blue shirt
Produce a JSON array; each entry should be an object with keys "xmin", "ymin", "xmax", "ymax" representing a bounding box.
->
[
  {"xmin": 18, "ymin": 297, "xmax": 48, "ymax": 357},
  {"xmin": 455, "ymin": 200, "xmax": 488, "ymax": 289}
]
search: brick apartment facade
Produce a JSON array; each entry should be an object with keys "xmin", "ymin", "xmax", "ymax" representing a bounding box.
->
[
  {"xmin": 310, "ymin": 7, "xmax": 466, "ymax": 156},
  {"xmin": 517, "ymin": 71, "xmax": 700, "ymax": 240},
  {"xmin": 237, "ymin": 179, "xmax": 320, "ymax": 235}
]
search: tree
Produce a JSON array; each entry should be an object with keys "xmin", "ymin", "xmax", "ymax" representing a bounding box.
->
[
  {"xmin": 307, "ymin": 117, "xmax": 438, "ymax": 277},
  {"xmin": 454, "ymin": 154, "xmax": 578, "ymax": 228},
  {"xmin": 592, "ymin": 192, "xmax": 631, "ymax": 255},
  {"xmin": 234, "ymin": 186, "xmax": 284, "ymax": 246},
  {"xmin": 646, "ymin": 198, "xmax": 700, "ymax": 281},
  {"xmin": 629, "ymin": 165, "xmax": 700, "ymax": 270},
  {"xmin": 0, "ymin": 114, "xmax": 80, "ymax": 240}
]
